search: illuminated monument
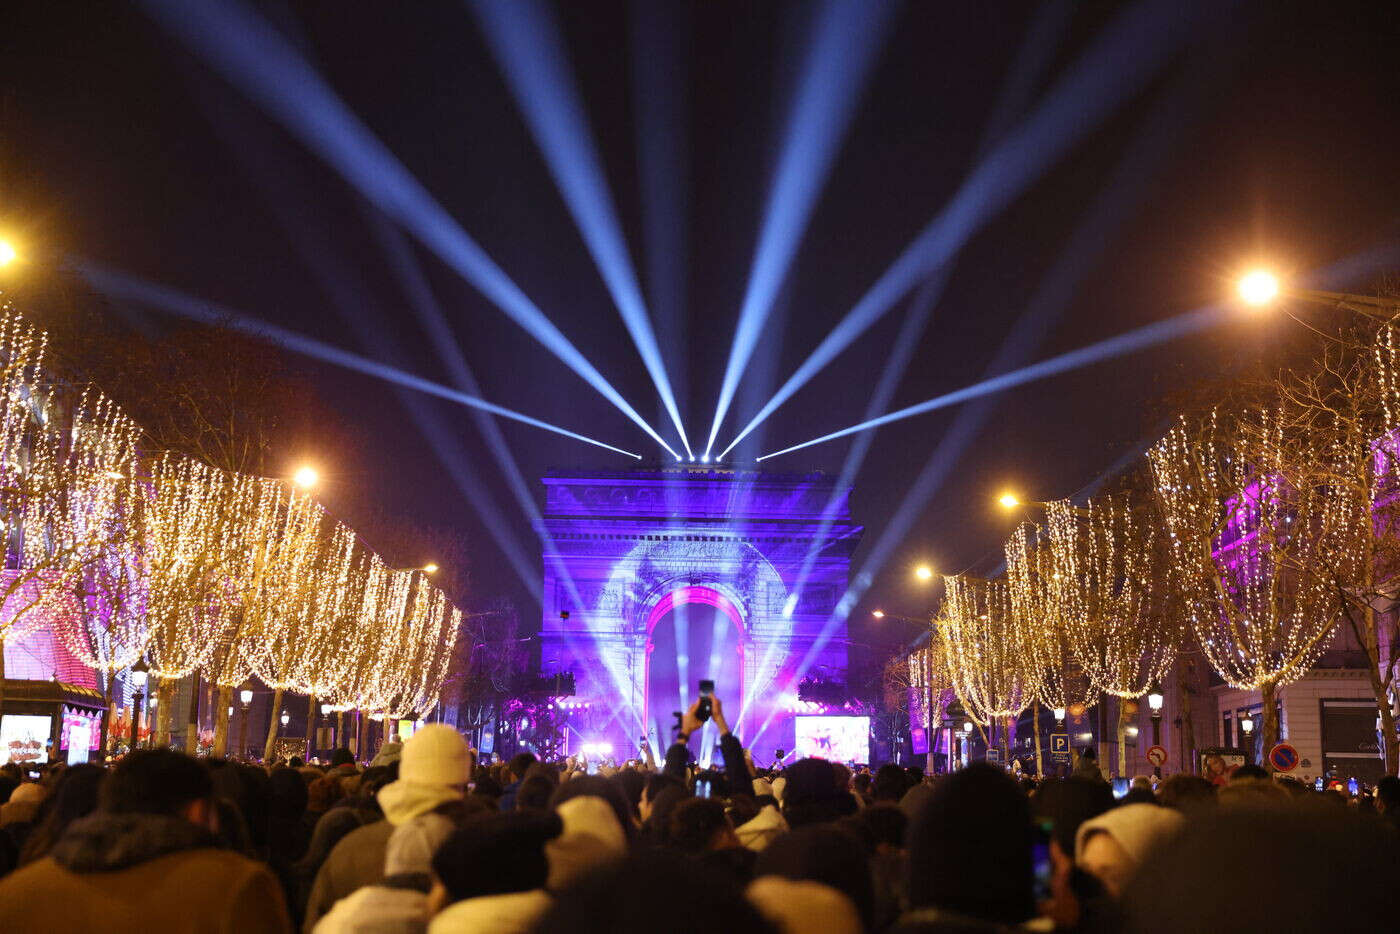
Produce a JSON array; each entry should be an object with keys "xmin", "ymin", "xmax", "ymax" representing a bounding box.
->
[{"xmin": 538, "ymin": 467, "xmax": 862, "ymax": 758}]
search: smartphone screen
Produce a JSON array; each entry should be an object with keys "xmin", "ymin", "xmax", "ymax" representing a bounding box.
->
[
  {"xmin": 1031, "ymin": 819, "xmax": 1054, "ymax": 902},
  {"xmin": 696, "ymin": 777, "xmax": 711, "ymax": 799},
  {"xmin": 698, "ymin": 679, "xmax": 714, "ymax": 696},
  {"xmin": 1111, "ymin": 777, "xmax": 1129, "ymax": 799}
]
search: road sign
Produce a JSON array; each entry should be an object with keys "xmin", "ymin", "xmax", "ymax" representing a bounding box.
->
[
  {"xmin": 1050, "ymin": 733, "xmax": 1069, "ymax": 756},
  {"xmin": 1268, "ymin": 742, "xmax": 1300, "ymax": 773},
  {"xmin": 1146, "ymin": 745, "xmax": 1168, "ymax": 768}
]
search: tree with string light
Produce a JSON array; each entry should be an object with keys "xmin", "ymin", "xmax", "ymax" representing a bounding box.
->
[
  {"xmin": 1150, "ymin": 405, "xmax": 1353, "ymax": 764},
  {"xmin": 1045, "ymin": 493, "xmax": 1183, "ymax": 776},
  {"xmin": 937, "ymin": 575, "xmax": 1031, "ymax": 764},
  {"xmin": 1005, "ymin": 521, "xmax": 1099, "ymax": 776}
]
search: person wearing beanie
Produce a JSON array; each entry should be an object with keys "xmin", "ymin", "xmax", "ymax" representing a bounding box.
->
[
  {"xmin": 544, "ymin": 795, "xmax": 628, "ymax": 891},
  {"xmin": 747, "ymin": 877, "xmax": 862, "ymax": 934},
  {"xmin": 1075, "ymin": 802, "xmax": 1184, "ymax": 896},
  {"xmin": 427, "ymin": 812, "xmax": 561, "ymax": 934},
  {"xmin": 302, "ymin": 726, "xmax": 473, "ymax": 933},
  {"xmin": 311, "ymin": 813, "xmax": 457, "ymax": 934}
]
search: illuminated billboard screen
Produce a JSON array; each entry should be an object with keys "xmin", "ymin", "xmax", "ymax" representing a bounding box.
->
[{"xmin": 794, "ymin": 716, "xmax": 869, "ymax": 763}]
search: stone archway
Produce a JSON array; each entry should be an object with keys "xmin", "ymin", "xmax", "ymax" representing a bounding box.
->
[{"xmin": 641, "ymin": 584, "xmax": 748, "ymax": 742}]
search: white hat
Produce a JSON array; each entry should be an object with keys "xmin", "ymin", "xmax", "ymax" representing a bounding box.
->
[
  {"xmin": 1076, "ymin": 802, "xmax": 1184, "ymax": 865},
  {"xmin": 546, "ymin": 795, "xmax": 627, "ymax": 890},
  {"xmin": 384, "ymin": 812, "xmax": 457, "ymax": 876},
  {"xmin": 748, "ymin": 878, "xmax": 861, "ymax": 934},
  {"xmin": 398, "ymin": 724, "xmax": 471, "ymax": 787}
]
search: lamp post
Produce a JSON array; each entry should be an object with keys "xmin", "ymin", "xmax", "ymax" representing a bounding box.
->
[
  {"xmin": 320, "ymin": 703, "xmax": 333, "ymax": 756},
  {"xmin": 961, "ymin": 720, "xmax": 973, "ymax": 769},
  {"xmin": 129, "ymin": 658, "xmax": 149, "ymax": 752},
  {"xmin": 237, "ymin": 682, "xmax": 254, "ymax": 761},
  {"xmin": 1147, "ymin": 684, "xmax": 1165, "ymax": 777},
  {"xmin": 1240, "ymin": 714, "xmax": 1255, "ymax": 764},
  {"xmin": 1236, "ymin": 270, "xmax": 1400, "ymax": 321}
]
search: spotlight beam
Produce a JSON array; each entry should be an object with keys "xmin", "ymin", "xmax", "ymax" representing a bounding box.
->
[
  {"xmin": 139, "ymin": 0, "xmax": 678, "ymax": 459},
  {"xmin": 759, "ymin": 304, "xmax": 1228, "ymax": 461},
  {"xmin": 758, "ymin": 50, "xmax": 1216, "ymax": 463},
  {"xmin": 74, "ymin": 260, "xmax": 645, "ymax": 460},
  {"xmin": 720, "ymin": 0, "xmax": 1209, "ymax": 458},
  {"xmin": 470, "ymin": 0, "xmax": 692, "ymax": 456},
  {"xmin": 703, "ymin": 0, "xmax": 897, "ymax": 457}
]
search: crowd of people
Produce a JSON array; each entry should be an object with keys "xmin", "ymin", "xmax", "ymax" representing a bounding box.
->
[{"xmin": 0, "ymin": 693, "xmax": 1397, "ymax": 933}]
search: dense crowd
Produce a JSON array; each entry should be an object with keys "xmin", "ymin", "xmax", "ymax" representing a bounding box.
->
[{"xmin": 0, "ymin": 694, "xmax": 1397, "ymax": 933}]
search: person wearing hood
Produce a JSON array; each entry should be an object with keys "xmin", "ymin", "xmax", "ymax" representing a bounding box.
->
[
  {"xmin": 734, "ymin": 798, "xmax": 788, "ymax": 852},
  {"xmin": 311, "ymin": 812, "xmax": 457, "ymax": 934},
  {"xmin": 0, "ymin": 749, "xmax": 291, "ymax": 933},
  {"xmin": 302, "ymin": 725, "xmax": 473, "ymax": 933},
  {"xmin": 427, "ymin": 811, "xmax": 561, "ymax": 934},
  {"xmin": 1075, "ymin": 802, "xmax": 1184, "ymax": 896},
  {"xmin": 544, "ymin": 792, "xmax": 629, "ymax": 890}
]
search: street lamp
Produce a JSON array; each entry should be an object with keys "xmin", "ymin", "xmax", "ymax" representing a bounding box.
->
[
  {"xmin": 914, "ymin": 565, "xmax": 934, "ymax": 581},
  {"xmin": 1240, "ymin": 714, "xmax": 1255, "ymax": 763},
  {"xmin": 1147, "ymin": 684, "xmax": 1165, "ymax": 777},
  {"xmin": 0, "ymin": 240, "xmax": 17, "ymax": 266},
  {"xmin": 422, "ymin": 563, "xmax": 439, "ymax": 574},
  {"xmin": 1052, "ymin": 707, "xmax": 1067, "ymax": 725},
  {"xmin": 871, "ymin": 609, "xmax": 886, "ymax": 619},
  {"xmin": 997, "ymin": 492, "xmax": 1090, "ymax": 516},
  {"xmin": 292, "ymin": 465, "xmax": 319, "ymax": 490},
  {"xmin": 237, "ymin": 681, "xmax": 254, "ymax": 761},
  {"xmin": 280, "ymin": 711, "xmax": 290, "ymax": 728},
  {"xmin": 129, "ymin": 658, "xmax": 149, "ymax": 751},
  {"xmin": 1236, "ymin": 268, "xmax": 1400, "ymax": 320}
]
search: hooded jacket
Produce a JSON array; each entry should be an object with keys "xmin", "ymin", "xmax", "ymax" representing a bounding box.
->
[
  {"xmin": 734, "ymin": 803, "xmax": 788, "ymax": 852},
  {"xmin": 0, "ymin": 811, "xmax": 291, "ymax": 933},
  {"xmin": 302, "ymin": 782, "xmax": 462, "ymax": 933}
]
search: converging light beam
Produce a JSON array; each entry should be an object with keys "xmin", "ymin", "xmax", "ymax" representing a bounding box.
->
[
  {"xmin": 704, "ymin": 0, "xmax": 896, "ymax": 458},
  {"xmin": 139, "ymin": 0, "xmax": 678, "ymax": 459},
  {"xmin": 75, "ymin": 260, "xmax": 645, "ymax": 460},
  {"xmin": 470, "ymin": 0, "xmax": 693, "ymax": 457},
  {"xmin": 720, "ymin": 0, "xmax": 1211, "ymax": 458}
]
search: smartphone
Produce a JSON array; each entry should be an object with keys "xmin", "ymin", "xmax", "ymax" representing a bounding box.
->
[
  {"xmin": 696, "ymin": 776, "xmax": 711, "ymax": 799},
  {"xmin": 1031, "ymin": 819, "xmax": 1054, "ymax": 902},
  {"xmin": 1111, "ymin": 777, "xmax": 1129, "ymax": 799},
  {"xmin": 1348, "ymin": 777, "xmax": 1359, "ymax": 796},
  {"xmin": 697, "ymin": 679, "xmax": 715, "ymax": 723},
  {"xmin": 1314, "ymin": 777, "xmax": 1324, "ymax": 791}
]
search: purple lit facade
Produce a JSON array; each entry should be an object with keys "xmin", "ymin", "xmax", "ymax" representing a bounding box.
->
[{"xmin": 538, "ymin": 467, "xmax": 861, "ymax": 760}]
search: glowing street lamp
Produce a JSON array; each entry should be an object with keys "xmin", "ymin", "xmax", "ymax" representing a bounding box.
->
[
  {"xmin": 292, "ymin": 465, "xmax": 320, "ymax": 490},
  {"xmin": 422, "ymin": 563, "xmax": 439, "ymax": 574},
  {"xmin": 1147, "ymin": 684, "xmax": 1165, "ymax": 777},
  {"xmin": 871, "ymin": 609, "xmax": 885, "ymax": 619},
  {"xmin": 997, "ymin": 491, "xmax": 1089, "ymax": 517},
  {"xmin": 0, "ymin": 240, "xmax": 16, "ymax": 266},
  {"xmin": 1235, "ymin": 268, "xmax": 1400, "ymax": 320},
  {"xmin": 914, "ymin": 565, "xmax": 935, "ymax": 581}
]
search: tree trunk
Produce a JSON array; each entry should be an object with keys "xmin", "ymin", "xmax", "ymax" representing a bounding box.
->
[
  {"xmin": 186, "ymin": 669, "xmax": 201, "ymax": 754},
  {"xmin": 306, "ymin": 694, "xmax": 316, "ymax": 762},
  {"xmin": 263, "ymin": 686, "xmax": 285, "ymax": 762},
  {"xmin": 98, "ymin": 670, "xmax": 115, "ymax": 758},
  {"xmin": 155, "ymin": 677, "xmax": 176, "ymax": 748},
  {"xmin": 338, "ymin": 710, "xmax": 347, "ymax": 754},
  {"xmin": 1181, "ymin": 662, "xmax": 1197, "ymax": 775},
  {"xmin": 213, "ymin": 684, "xmax": 232, "ymax": 757},
  {"xmin": 1116, "ymin": 701, "xmax": 1129, "ymax": 778},
  {"xmin": 1033, "ymin": 702, "xmax": 1044, "ymax": 778},
  {"xmin": 1260, "ymin": 681, "xmax": 1279, "ymax": 771}
]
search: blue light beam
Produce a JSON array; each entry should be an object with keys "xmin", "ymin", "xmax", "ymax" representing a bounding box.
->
[
  {"xmin": 469, "ymin": 0, "xmax": 692, "ymax": 457},
  {"xmin": 139, "ymin": 0, "xmax": 678, "ymax": 459},
  {"xmin": 759, "ymin": 304, "xmax": 1228, "ymax": 461},
  {"xmin": 720, "ymin": 0, "xmax": 1213, "ymax": 458},
  {"xmin": 703, "ymin": 0, "xmax": 897, "ymax": 457},
  {"xmin": 74, "ymin": 260, "xmax": 645, "ymax": 460}
]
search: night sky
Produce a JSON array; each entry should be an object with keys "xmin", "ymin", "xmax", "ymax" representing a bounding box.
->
[{"xmin": 2, "ymin": 1, "xmax": 1398, "ymax": 650}]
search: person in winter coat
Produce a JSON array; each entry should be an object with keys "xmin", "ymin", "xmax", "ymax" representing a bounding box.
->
[
  {"xmin": 0, "ymin": 749, "xmax": 291, "ymax": 934},
  {"xmin": 426, "ymin": 811, "xmax": 561, "ymax": 934},
  {"xmin": 311, "ymin": 812, "xmax": 458, "ymax": 934},
  {"xmin": 302, "ymin": 726, "xmax": 475, "ymax": 933}
]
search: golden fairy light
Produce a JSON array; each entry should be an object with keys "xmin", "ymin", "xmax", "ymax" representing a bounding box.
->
[
  {"xmin": 1149, "ymin": 405, "xmax": 1354, "ymax": 745},
  {"xmin": 1046, "ymin": 494, "xmax": 1180, "ymax": 699},
  {"xmin": 937, "ymin": 574, "xmax": 1030, "ymax": 725},
  {"xmin": 1004, "ymin": 522, "xmax": 1096, "ymax": 712}
]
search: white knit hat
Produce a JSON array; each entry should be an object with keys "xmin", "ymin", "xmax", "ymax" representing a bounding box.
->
[
  {"xmin": 546, "ymin": 795, "xmax": 627, "ymax": 890},
  {"xmin": 398, "ymin": 724, "xmax": 472, "ymax": 787},
  {"xmin": 1075, "ymin": 802, "xmax": 1184, "ymax": 865}
]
